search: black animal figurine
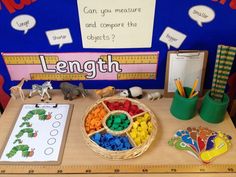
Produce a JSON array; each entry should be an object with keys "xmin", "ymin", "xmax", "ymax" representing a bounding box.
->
[{"xmin": 60, "ymin": 82, "xmax": 87, "ymax": 100}]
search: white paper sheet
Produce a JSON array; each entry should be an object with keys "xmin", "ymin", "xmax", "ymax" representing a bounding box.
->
[
  {"xmin": 168, "ymin": 52, "xmax": 205, "ymax": 92},
  {"xmin": 77, "ymin": 0, "xmax": 156, "ymax": 48}
]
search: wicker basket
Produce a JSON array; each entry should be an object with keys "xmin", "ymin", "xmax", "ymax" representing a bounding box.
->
[{"xmin": 81, "ymin": 97, "xmax": 158, "ymax": 160}]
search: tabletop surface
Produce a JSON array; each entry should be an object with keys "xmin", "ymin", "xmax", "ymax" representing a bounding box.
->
[{"xmin": 0, "ymin": 90, "xmax": 236, "ymax": 176}]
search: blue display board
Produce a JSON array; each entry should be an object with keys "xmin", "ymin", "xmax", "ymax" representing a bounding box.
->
[{"xmin": 0, "ymin": 0, "xmax": 236, "ymax": 93}]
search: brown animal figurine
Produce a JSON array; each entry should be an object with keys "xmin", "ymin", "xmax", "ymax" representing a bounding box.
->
[
  {"xmin": 10, "ymin": 78, "xmax": 27, "ymax": 100},
  {"xmin": 95, "ymin": 86, "xmax": 115, "ymax": 98}
]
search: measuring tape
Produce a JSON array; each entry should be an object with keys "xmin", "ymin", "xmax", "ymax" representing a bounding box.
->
[
  {"xmin": 100, "ymin": 54, "xmax": 158, "ymax": 64},
  {"xmin": 0, "ymin": 164, "xmax": 235, "ymax": 174},
  {"xmin": 30, "ymin": 73, "xmax": 86, "ymax": 80},
  {"xmin": 3, "ymin": 55, "xmax": 59, "ymax": 65},
  {"xmin": 117, "ymin": 72, "xmax": 156, "ymax": 80}
]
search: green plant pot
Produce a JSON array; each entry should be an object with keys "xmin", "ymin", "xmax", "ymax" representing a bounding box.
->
[
  {"xmin": 170, "ymin": 87, "xmax": 198, "ymax": 120},
  {"xmin": 199, "ymin": 91, "xmax": 229, "ymax": 123}
]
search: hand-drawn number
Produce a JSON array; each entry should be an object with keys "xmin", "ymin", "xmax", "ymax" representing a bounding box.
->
[
  {"xmin": 200, "ymin": 168, "xmax": 206, "ymax": 172},
  {"xmin": 171, "ymin": 168, "xmax": 177, "ymax": 172}
]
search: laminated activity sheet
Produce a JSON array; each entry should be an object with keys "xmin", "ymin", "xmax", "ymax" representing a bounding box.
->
[{"xmin": 0, "ymin": 104, "xmax": 72, "ymax": 164}]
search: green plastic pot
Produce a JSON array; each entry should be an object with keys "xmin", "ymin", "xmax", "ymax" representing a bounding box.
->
[
  {"xmin": 200, "ymin": 91, "xmax": 229, "ymax": 123},
  {"xmin": 170, "ymin": 87, "xmax": 198, "ymax": 120}
]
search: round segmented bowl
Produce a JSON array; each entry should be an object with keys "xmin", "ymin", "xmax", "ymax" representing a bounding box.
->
[{"xmin": 81, "ymin": 97, "xmax": 158, "ymax": 160}]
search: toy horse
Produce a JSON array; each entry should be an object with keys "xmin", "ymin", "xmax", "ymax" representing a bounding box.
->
[{"xmin": 28, "ymin": 81, "xmax": 53, "ymax": 101}]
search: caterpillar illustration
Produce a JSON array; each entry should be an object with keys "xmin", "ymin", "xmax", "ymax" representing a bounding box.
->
[
  {"xmin": 13, "ymin": 139, "xmax": 23, "ymax": 144},
  {"xmin": 19, "ymin": 122, "xmax": 32, "ymax": 127},
  {"xmin": 15, "ymin": 128, "xmax": 38, "ymax": 138},
  {"xmin": 22, "ymin": 109, "xmax": 52, "ymax": 121},
  {"xmin": 6, "ymin": 145, "xmax": 35, "ymax": 158}
]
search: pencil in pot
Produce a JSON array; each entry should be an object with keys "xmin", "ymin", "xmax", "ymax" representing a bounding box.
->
[
  {"xmin": 189, "ymin": 79, "xmax": 199, "ymax": 98},
  {"xmin": 174, "ymin": 79, "xmax": 185, "ymax": 97},
  {"xmin": 189, "ymin": 91, "xmax": 199, "ymax": 98}
]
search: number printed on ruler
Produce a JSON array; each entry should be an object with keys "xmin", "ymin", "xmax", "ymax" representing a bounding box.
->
[{"xmin": 100, "ymin": 54, "xmax": 158, "ymax": 64}]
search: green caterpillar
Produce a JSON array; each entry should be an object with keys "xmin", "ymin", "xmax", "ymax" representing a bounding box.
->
[
  {"xmin": 22, "ymin": 109, "xmax": 52, "ymax": 121},
  {"xmin": 19, "ymin": 122, "xmax": 32, "ymax": 128},
  {"xmin": 15, "ymin": 128, "xmax": 38, "ymax": 138},
  {"xmin": 6, "ymin": 145, "xmax": 35, "ymax": 158},
  {"xmin": 13, "ymin": 139, "xmax": 23, "ymax": 144}
]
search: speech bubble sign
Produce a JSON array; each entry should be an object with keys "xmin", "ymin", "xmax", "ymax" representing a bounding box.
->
[
  {"xmin": 159, "ymin": 27, "xmax": 187, "ymax": 49},
  {"xmin": 46, "ymin": 28, "xmax": 73, "ymax": 48},
  {"xmin": 11, "ymin": 14, "xmax": 36, "ymax": 34},
  {"xmin": 189, "ymin": 5, "xmax": 215, "ymax": 27}
]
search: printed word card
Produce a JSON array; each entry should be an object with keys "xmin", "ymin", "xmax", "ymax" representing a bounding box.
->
[{"xmin": 0, "ymin": 104, "xmax": 72, "ymax": 164}]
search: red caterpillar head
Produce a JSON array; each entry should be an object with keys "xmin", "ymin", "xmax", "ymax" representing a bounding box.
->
[{"xmin": 46, "ymin": 112, "xmax": 52, "ymax": 120}]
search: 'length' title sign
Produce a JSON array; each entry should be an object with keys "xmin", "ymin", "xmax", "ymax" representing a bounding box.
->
[{"xmin": 2, "ymin": 52, "xmax": 158, "ymax": 81}]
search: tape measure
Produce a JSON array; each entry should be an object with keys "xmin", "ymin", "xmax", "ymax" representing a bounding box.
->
[
  {"xmin": 0, "ymin": 164, "xmax": 235, "ymax": 174},
  {"xmin": 117, "ymin": 72, "xmax": 156, "ymax": 80},
  {"xmin": 3, "ymin": 55, "xmax": 59, "ymax": 65},
  {"xmin": 30, "ymin": 73, "xmax": 86, "ymax": 80},
  {"xmin": 100, "ymin": 54, "xmax": 158, "ymax": 64}
]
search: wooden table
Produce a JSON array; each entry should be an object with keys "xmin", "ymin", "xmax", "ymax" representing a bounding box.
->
[{"xmin": 0, "ymin": 90, "xmax": 236, "ymax": 177}]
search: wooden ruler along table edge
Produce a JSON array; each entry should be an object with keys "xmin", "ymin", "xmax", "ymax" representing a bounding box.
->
[{"xmin": 0, "ymin": 164, "xmax": 236, "ymax": 174}]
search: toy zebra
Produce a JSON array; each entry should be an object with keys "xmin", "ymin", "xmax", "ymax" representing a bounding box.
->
[{"xmin": 28, "ymin": 81, "xmax": 53, "ymax": 101}]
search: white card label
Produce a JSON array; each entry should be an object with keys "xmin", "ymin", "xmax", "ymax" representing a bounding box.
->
[
  {"xmin": 159, "ymin": 27, "xmax": 187, "ymax": 49},
  {"xmin": 11, "ymin": 14, "xmax": 36, "ymax": 34},
  {"xmin": 189, "ymin": 5, "xmax": 215, "ymax": 27},
  {"xmin": 77, "ymin": 0, "xmax": 156, "ymax": 48},
  {"xmin": 46, "ymin": 28, "xmax": 73, "ymax": 48}
]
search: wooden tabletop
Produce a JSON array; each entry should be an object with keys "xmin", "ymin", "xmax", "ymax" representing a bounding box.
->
[{"xmin": 0, "ymin": 90, "xmax": 236, "ymax": 176}]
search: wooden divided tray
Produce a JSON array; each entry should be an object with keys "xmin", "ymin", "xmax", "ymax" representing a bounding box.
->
[{"xmin": 81, "ymin": 97, "xmax": 158, "ymax": 160}]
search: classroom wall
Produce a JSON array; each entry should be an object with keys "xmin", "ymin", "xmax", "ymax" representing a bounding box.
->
[{"xmin": 0, "ymin": 0, "xmax": 236, "ymax": 93}]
